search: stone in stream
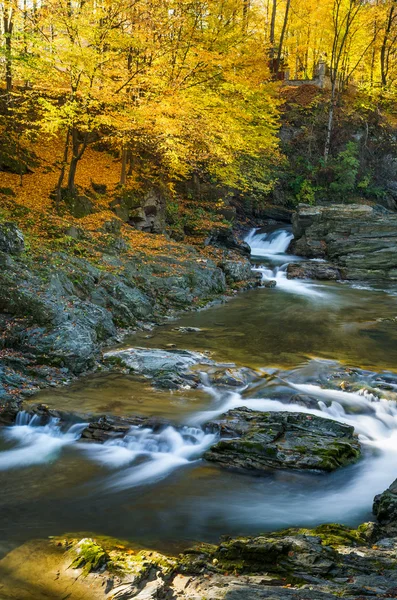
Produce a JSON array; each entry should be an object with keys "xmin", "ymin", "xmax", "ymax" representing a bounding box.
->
[
  {"xmin": 103, "ymin": 347, "xmax": 214, "ymax": 389},
  {"xmin": 287, "ymin": 261, "xmax": 341, "ymax": 281},
  {"xmin": 373, "ymin": 478, "xmax": 397, "ymax": 535},
  {"xmin": 204, "ymin": 407, "xmax": 361, "ymax": 472}
]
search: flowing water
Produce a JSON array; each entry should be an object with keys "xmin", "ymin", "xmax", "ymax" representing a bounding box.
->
[{"xmin": 1, "ymin": 228, "xmax": 397, "ymax": 558}]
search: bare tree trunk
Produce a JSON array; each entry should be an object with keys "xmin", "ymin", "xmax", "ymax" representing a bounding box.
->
[
  {"xmin": 381, "ymin": 1, "xmax": 396, "ymax": 87},
  {"xmin": 269, "ymin": 0, "xmax": 277, "ymax": 57},
  {"xmin": 324, "ymin": 82, "xmax": 337, "ymax": 164},
  {"xmin": 67, "ymin": 129, "xmax": 88, "ymax": 196},
  {"xmin": 275, "ymin": 0, "xmax": 291, "ymax": 75},
  {"xmin": 3, "ymin": 12, "xmax": 13, "ymax": 92},
  {"xmin": 56, "ymin": 128, "xmax": 71, "ymax": 207},
  {"xmin": 120, "ymin": 146, "xmax": 128, "ymax": 186},
  {"xmin": 242, "ymin": 0, "xmax": 250, "ymax": 31}
]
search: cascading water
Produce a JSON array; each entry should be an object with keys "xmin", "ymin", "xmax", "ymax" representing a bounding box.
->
[
  {"xmin": 0, "ymin": 411, "xmax": 216, "ymax": 488},
  {"xmin": 0, "ymin": 412, "xmax": 87, "ymax": 471},
  {"xmin": 2, "ymin": 236, "xmax": 397, "ymax": 548},
  {"xmin": 245, "ymin": 227, "xmax": 329, "ymax": 297},
  {"xmin": 244, "ymin": 228, "xmax": 294, "ymax": 258},
  {"xmin": 79, "ymin": 425, "xmax": 217, "ymax": 489}
]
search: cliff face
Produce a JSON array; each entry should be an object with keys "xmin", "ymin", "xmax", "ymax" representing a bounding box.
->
[
  {"xmin": 272, "ymin": 86, "xmax": 397, "ymax": 212},
  {"xmin": 291, "ymin": 203, "xmax": 397, "ymax": 280}
]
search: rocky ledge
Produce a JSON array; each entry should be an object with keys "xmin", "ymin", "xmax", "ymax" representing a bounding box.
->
[
  {"xmin": 8, "ymin": 517, "xmax": 397, "ymax": 600},
  {"xmin": 0, "ymin": 221, "xmax": 259, "ymax": 405},
  {"xmin": 204, "ymin": 408, "xmax": 361, "ymax": 472},
  {"xmin": 291, "ymin": 203, "xmax": 397, "ymax": 281}
]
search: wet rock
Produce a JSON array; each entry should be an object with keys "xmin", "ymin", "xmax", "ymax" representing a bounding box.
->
[
  {"xmin": 173, "ymin": 326, "xmax": 202, "ymax": 333},
  {"xmin": 69, "ymin": 538, "xmax": 110, "ymax": 575},
  {"xmin": 0, "ymin": 222, "xmax": 25, "ymax": 254},
  {"xmin": 103, "ymin": 347, "xmax": 213, "ymax": 389},
  {"xmin": 204, "ymin": 408, "xmax": 361, "ymax": 473},
  {"xmin": 264, "ymin": 279, "xmax": 277, "ymax": 288},
  {"xmin": 290, "ymin": 393, "xmax": 320, "ymax": 409},
  {"xmin": 373, "ymin": 479, "xmax": 397, "ymax": 533},
  {"xmin": 220, "ymin": 259, "xmax": 255, "ymax": 284},
  {"xmin": 287, "ymin": 261, "xmax": 341, "ymax": 281},
  {"xmin": 205, "ymin": 228, "xmax": 251, "ymax": 256},
  {"xmin": 291, "ymin": 203, "xmax": 397, "ymax": 280},
  {"xmin": 205, "ymin": 367, "xmax": 257, "ymax": 388}
]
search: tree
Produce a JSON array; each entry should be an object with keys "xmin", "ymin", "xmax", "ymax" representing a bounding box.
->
[{"xmin": 324, "ymin": 0, "xmax": 367, "ymax": 162}]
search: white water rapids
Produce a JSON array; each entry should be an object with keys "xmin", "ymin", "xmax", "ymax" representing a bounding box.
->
[
  {"xmin": 1, "ymin": 228, "xmax": 397, "ymax": 535},
  {"xmin": 245, "ymin": 227, "xmax": 330, "ymax": 297}
]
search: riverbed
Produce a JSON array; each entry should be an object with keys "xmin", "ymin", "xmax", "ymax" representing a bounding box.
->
[{"xmin": 1, "ymin": 229, "xmax": 397, "ymax": 558}]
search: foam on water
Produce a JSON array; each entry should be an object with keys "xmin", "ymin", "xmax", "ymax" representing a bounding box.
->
[
  {"xmin": 244, "ymin": 228, "xmax": 293, "ymax": 258},
  {"xmin": 245, "ymin": 228, "xmax": 330, "ymax": 298},
  {"xmin": 0, "ymin": 412, "xmax": 87, "ymax": 471},
  {"xmin": 80, "ymin": 425, "xmax": 217, "ymax": 489}
]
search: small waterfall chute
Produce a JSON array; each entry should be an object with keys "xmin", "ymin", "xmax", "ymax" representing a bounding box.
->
[{"xmin": 244, "ymin": 228, "xmax": 293, "ymax": 258}]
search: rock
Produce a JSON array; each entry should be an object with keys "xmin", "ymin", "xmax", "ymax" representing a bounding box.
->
[
  {"xmin": 290, "ymin": 393, "xmax": 320, "ymax": 409},
  {"xmin": 0, "ymin": 222, "xmax": 25, "ymax": 254},
  {"xmin": 111, "ymin": 188, "xmax": 167, "ymax": 233},
  {"xmin": 64, "ymin": 195, "xmax": 96, "ymax": 218},
  {"xmin": 205, "ymin": 367, "xmax": 256, "ymax": 388},
  {"xmin": 205, "ymin": 228, "xmax": 251, "ymax": 256},
  {"xmin": 287, "ymin": 261, "xmax": 340, "ymax": 280},
  {"xmin": 80, "ymin": 414, "xmax": 172, "ymax": 443},
  {"xmin": 373, "ymin": 479, "xmax": 397, "ymax": 533},
  {"xmin": 204, "ymin": 408, "xmax": 361, "ymax": 473},
  {"xmin": 91, "ymin": 181, "xmax": 107, "ymax": 194},
  {"xmin": 103, "ymin": 347, "xmax": 213, "ymax": 389},
  {"xmin": 69, "ymin": 538, "xmax": 110, "ymax": 575},
  {"xmin": 8, "ymin": 522, "xmax": 397, "ymax": 600},
  {"xmin": 291, "ymin": 203, "xmax": 397, "ymax": 280},
  {"xmin": 220, "ymin": 259, "xmax": 257, "ymax": 284},
  {"xmin": 173, "ymin": 326, "xmax": 202, "ymax": 333},
  {"xmin": 264, "ymin": 279, "xmax": 277, "ymax": 288}
]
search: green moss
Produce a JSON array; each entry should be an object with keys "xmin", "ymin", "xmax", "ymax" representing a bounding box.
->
[{"xmin": 70, "ymin": 539, "xmax": 109, "ymax": 575}]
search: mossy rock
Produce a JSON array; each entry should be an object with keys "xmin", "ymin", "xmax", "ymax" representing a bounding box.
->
[{"xmin": 69, "ymin": 538, "xmax": 110, "ymax": 575}]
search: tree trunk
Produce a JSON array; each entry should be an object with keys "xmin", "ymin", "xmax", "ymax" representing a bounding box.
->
[
  {"xmin": 67, "ymin": 128, "xmax": 86, "ymax": 196},
  {"xmin": 120, "ymin": 146, "xmax": 128, "ymax": 186},
  {"xmin": 56, "ymin": 128, "xmax": 71, "ymax": 207},
  {"xmin": 269, "ymin": 0, "xmax": 277, "ymax": 57},
  {"xmin": 3, "ymin": 13, "xmax": 13, "ymax": 92},
  {"xmin": 380, "ymin": 2, "xmax": 395, "ymax": 87},
  {"xmin": 324, "ymin": 82, "xmax": 337, "ymax": 164},
  {"xmin": 275, "ymin": 0, "xmax": 291, "ymax": 75}
]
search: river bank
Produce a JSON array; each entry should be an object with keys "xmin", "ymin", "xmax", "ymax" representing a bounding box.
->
[{"xmin": 0, "ymin": 219, "xmax": 261, "ymax": 410}]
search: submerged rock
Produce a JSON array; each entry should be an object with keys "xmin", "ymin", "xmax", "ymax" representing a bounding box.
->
[{"xmin": 204, "ymin": 408, "xmax": 361, "ymax": 473}]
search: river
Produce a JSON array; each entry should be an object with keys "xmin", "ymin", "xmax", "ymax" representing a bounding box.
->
[{"xmin": 1, "ymin": 228, "xmax": 397, "ymax": 558}]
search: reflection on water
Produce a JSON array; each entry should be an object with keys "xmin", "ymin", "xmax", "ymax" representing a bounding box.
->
[{"xmin": 1, "ymin": 228, "xmax": 397, "ymax": 559}]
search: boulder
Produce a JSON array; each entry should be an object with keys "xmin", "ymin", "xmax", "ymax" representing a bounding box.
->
[
  {"xmin": 373, "ymin": 479, "xmax": 397, "ymax": 533},
  {"xmin": 205, "ymin": 228, "xmax": 251, "ymax": 256},
  {"xmin": 204, "ymin": 408, "xmax": 361, "ymax": 472},
  {"xmin": 220, "ymin": 259, "xmax": 255, "ymax": 284},
  {"xmin": 0, "ymin": 222, "xmax": 25, "ymax": 254},
  {"xmin": 291, "ymin": 204, "xmax": 397, "ymax": 280},
  {"xmin": 103, "ymin": 347, "xmax": 213, "ymax": 389},
  {"xmin": 287, "ymin": 261, "xmax": 341, "ymax": 280}
]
